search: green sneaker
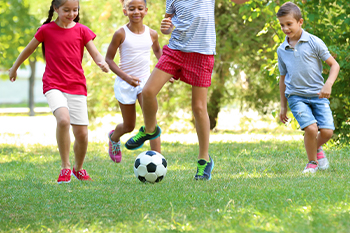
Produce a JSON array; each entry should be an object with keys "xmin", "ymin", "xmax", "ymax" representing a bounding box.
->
[
  {"xmin": 194, "ymin": 155, "xmax": 214, "ymax": 180},
  {"xmin": 125, "ymin": 125, "xmax": 161, "ymax": 150}
]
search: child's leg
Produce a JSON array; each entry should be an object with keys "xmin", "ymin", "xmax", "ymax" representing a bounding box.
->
[
  {"xmin": 192, "ymin": 86, "xmax": 210, "ymax": 161},
  {"xmin": 54, "ymin": 107, "xmax": 71, "ymax": 169},
  {"xmin": 138, "ymin": 93, "xmax": 161, "ymax": 153},
  {"xmin": 303, "ymin": 123, "xmax": 318, "ymax": 162},
  {"xmin": 71, "ymin": 124, "xmax": 88, "ymax": 171},
  {"xmin": 111, "ymin": 102, "xmax": 137, "ymax": 143},
  {"xmin": 142, "ymin": 68, "xmax": 173, "ymax": 134},
  {"xmin": 317, "ymin": 129, "xmax": 333, "ymax": 148}
]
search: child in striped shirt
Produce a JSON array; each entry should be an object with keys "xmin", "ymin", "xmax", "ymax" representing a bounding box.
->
[{"xmin": 125, "ymin": 0, "xmax": 248, "ymax": 180}]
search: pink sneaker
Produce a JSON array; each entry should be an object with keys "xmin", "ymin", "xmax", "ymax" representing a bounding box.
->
[
  {"xmin": 57, "ymin": 168, "xmax": 71, "ymax": 184},
  {"xmin": 317, "ymin": 147, "xmax": 329, "ymax": 170},
  {"xmin": 108, "ymin": 130, "xmax": 122, "ymax": 163},
  {"xmin": 72, "ymin": 167, "xmax": 92, "ymax": 181},
  {"xmin": 302, "ymin": 161, "xmax": 318, "ymax": 174}
]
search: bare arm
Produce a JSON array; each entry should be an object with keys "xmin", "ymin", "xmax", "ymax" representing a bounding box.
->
[
  {"xmin": 85, "ymin": 40, "xmax": 109, "ymax": 73},
  {"xmin": 105, "ymin": 28, "xmax": 140, "ymax": 87},
  {"xmin": 279, "ymin": 75, "xmax": 289, "ymax": 124},
  {"xmin": 9, "ymin": 38, "xmax": 41, "ymax": 82},
  {"xmin": 160, "ymin": 13, "xmax": 175, "ymax": 35},
  {"xmin": 150, "ymin": 29, "xmax": 162, "ymax": 60},
  {"xmin": 318, "ymin": 56, "xmax": 340, "ymax": 99}
]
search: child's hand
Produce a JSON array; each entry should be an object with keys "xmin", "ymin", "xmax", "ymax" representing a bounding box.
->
[
  {"xmin": 8, "ymin": 67, "xmax": 17, "ymax": 82},
  {"xmin": 126, "ymin": 75, "xmax": 141, "ymax": 87},
  {"xmin": 318, "ymin": 82, "xmax": 332, "ymax": 99},
  {"xmin": 279, "ymin": 108, "xmax": 289, "ymax": 124},
  {"xmin": 161, "ymin": 17, "xmax": 173, "ymax": 34},
  {"xmin": 168, "ymin": 77, "xmax": 175, "ymax": 84},
  {"xmin": 98, "ymin": 61, "xmax": 110, "ymax": 73}
]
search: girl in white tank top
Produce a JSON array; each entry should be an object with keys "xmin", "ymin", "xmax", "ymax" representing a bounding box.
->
[{"xmin": 105, "ymin": 0, "xmax": 162, "ymax": 162}]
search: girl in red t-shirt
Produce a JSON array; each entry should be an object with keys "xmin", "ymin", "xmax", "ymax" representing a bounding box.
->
[{"xmin": 9, "ymin": 0, "xmax": 109, "ymax": 184}]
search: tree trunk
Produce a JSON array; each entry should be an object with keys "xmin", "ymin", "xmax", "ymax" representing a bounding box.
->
[
  {"xmin": 28, "ymin": 58, "xmax": 36, "ymax": 116},
  {"xmin": 208, "ymin": 63, "xmax": 226, "ymax": 130}
]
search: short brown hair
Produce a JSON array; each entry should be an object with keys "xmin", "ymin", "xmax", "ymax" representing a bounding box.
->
[{"xmin": 276, "ymin": 2, "xmax": 302, "ymax": 21}]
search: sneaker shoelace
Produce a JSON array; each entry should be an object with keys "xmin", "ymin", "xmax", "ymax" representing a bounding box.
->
[
  {"xmin": 133, "ymin": 130, "xmax": 147, "ymax": 142},
  {"xmin": 111, "ymin": 141, "xmax": 121, "ymax": 155},
  {"xmin": 306, "ymin": 161, "xmax": 318, "ymax": 169},
  {"xmin": 197, "ymin": 161, "xmax": 208, "ymax": 176},
  {"xmin": 78, "ymin": 170, "xmax": 87, "ymax": 177},
  {"xmin": 61, "ymin": 169, "xmax": 70, "ymax": 176}
]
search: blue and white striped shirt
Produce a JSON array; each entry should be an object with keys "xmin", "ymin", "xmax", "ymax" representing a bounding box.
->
[{"xmin": 166, "ymin": 0, "xmax": 216, "ymax": 55}]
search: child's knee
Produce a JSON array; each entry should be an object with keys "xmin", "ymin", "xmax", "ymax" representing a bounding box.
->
[
  {"xmin": 304, "ymin": 123, "xmax": 318, "ymax": 136},
  {"xmin": 320, "ymin": 128, "xmax": 333, "ymax": 139},
  {"xmin": 123, "ymin": 123, "xmax": 135, "ymax": 133},
  {"xmin": 57, "ymin": 117, "xmax": 70, "ymax": 129},
  {"xmin": 141, "ymin": 86, "xmax": 155, "ymax": 99},
  {"xmin": 192, "ymin": 104, "xmax": 207, "ymax": 117}
]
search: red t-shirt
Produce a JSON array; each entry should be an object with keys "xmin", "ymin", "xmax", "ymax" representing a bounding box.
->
[{"xmin": 35, "ymin": 22, "xmax": 96, "ymax": 96}]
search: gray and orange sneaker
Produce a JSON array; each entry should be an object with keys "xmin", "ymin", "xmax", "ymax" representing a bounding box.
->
[
  {"xmin": 317, "ymin": 146, "xmax": 329, "ymax": 170},
  {"xmin": 302, "ymin": 161, "xmax": 318, "ymax": 174},
  {"xmin": 108, "ymin": 130, "xmax": 122, "ymax": 163},
  {"xmin": 194, "ymin": 155, "xmax": 214, "ymax": 180},
  {"xmin": 125, "ymin": 125, "xmax": 161, "ymax": 150}
]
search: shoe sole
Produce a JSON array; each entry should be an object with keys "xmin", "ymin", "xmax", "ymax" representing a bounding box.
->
[
  {"xmin": 57, "ymin": 180, "xmax": 71, "ymax": 184},
  {"xmin": 125, "ymin": 127, "xmax": 161, "ymax": 150},
  {"xmin": 208, "ymin": 158, "xmax": 214, "ymax": 180}
]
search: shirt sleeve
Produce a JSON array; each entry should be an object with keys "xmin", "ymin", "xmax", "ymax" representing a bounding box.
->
[
  {"xmin": 34, "ymin": 26, "xmax": 45, "ymax": 42},
  {"xmin": 277, "ymin": 49, "xmax": 287, "ymax": 76},
  {"xmin": 315, "ymin": 37, "xmax": 331, "ymax": 61},
  {"xmin": 82, "ymin": 25, "xmax": 96, "ymax": 45},
  {"xmin": 166, "ymin": 0, "xmax": 175, "ymax": 14}
]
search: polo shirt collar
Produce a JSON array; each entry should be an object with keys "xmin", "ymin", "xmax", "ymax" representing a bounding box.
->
[{"xmin": 282, "ymin": 30, "xmax": 310, "ymax": 49}]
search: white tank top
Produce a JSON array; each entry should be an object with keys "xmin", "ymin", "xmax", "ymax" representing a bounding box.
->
[{"xmin": 118, "ymin": 25, "xmax": 153, "ymax": 79}]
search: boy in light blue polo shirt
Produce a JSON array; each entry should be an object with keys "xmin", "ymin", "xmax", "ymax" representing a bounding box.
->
[{"xmin": 277, "ymin": 2, "xmax": 340, "ymax": 173}]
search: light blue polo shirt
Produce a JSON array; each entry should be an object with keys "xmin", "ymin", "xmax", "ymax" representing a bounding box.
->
[
  {"xmin": 277, "ymin": 30, "xmax": 331, "ymax": 97},
  {"xmin": 166, "ymin": 0, "xmax": 216, "ymax": 55}
]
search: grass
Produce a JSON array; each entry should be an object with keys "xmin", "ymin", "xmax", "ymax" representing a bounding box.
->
[{"xmin": 1, "ymin": 138, "xmax": 350, "ymax": 232}]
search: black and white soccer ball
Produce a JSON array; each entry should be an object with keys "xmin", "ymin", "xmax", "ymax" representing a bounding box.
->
[{"xmin": 134, "ymin": 150, "xmax": 167, "ymax": 183}]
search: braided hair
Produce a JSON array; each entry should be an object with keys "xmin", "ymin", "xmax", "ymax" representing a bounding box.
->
[{"xmin": 41, "ymin": 0, "xmax": 80, "ymax": 58}]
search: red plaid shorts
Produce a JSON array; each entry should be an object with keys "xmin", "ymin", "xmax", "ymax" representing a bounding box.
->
[{"xmin": 155, "ymin": 45, "xmax": 215, "ymax": 87}]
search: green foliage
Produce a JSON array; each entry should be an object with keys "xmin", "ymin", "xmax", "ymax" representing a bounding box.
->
[
  {"xmin": 1, "ymin": 140, "xmax": 350, "ymax": 232},
  {"xmin": 241, "ymin": 0, "xmax": 350, "ymax": 144},
  {"xmin": 0, "ymin": 0, "xmax": 40, "ymax": 77}
]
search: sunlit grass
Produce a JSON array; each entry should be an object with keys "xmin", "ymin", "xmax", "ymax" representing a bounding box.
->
[{"xmin": 1, "ymin": 138, "xmax": 350, "ymax": 232}]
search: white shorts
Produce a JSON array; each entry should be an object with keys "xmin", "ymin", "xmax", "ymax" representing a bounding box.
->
[
  {"xmin": 114, "ymin": 76, "xmax": 149, "ymax": 105},
  {"xmin": 45, "ymin": 89, "xmax": 89, "ymax": 125}
]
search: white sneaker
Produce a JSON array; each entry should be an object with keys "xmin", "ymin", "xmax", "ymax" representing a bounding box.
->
[
  {"xmin": 317, "ymin": 147, "xmax": 329, "ymax": 170},
  {"xmin": 302, "ymin": 161, "xmax": 318, "ymax": 173}
]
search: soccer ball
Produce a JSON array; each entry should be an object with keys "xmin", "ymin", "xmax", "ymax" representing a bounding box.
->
[{"xmin": 134, "ymin": 150, "xmax": 167, "ymax": 183}]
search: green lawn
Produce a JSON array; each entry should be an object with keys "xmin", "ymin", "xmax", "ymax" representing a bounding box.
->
[{"xmin": 1, "ymin": 138, "xmax": 350, "ymax": 232}]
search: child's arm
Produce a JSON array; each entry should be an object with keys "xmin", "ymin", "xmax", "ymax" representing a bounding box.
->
[
  {"xmin": 105, "ymin": 29, "xmax": 140, "ymax": 87},
  {"xmin": 279, "ymin": 75, "xmax": 289, "ymax": 124},
  {"xmin": 318, "ymin": 56, "xmax": 340, "ymax": 99},
  {"xmin": 9, "ymin": 38, "xmax": 41, "ymax": 82},
  {"xmin": 150, "ymin": 29, "xmax": 162, "ymax": 60},
  {"xmin": 160, "ymin": 14, "xmax": 174, "ymax": 35},
  {"xmin": 85, "ymin": 40, "xmax": 110, "ymax": 73}
]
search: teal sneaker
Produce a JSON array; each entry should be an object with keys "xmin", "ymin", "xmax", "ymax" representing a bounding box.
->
[
  {"xmin": 194, "ymin": 155, "xmax": 214, "ymax": 180},
  {"xmin": 125, "ymin": 125, "xmax": 161, "ymax": 150}
]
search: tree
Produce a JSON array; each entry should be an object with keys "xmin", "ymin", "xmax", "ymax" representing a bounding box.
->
[
  {"xmin": 0, "ymin": 0, "xmax": 40, "ymax": 116},
  {"xmin": 240, "ymin": 0, "xmax": 350, "ymax": 143}
]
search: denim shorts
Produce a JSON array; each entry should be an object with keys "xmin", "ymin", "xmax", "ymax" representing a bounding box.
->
[{"xmin": 286, "ymin": 95, "xmax": 335, "ymax": 130}]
